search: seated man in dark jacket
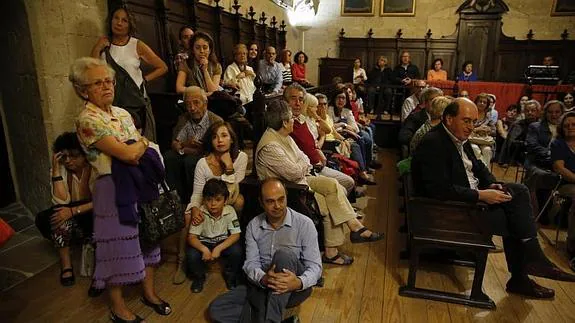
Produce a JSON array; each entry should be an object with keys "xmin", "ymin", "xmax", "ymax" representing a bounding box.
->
[
  {"xmin": 392, "ymin": 51, "xmax": 420, "ymax": 86},
  {"xmin": 412, "ymin": 97, "xmax": 575, "ymax": 299},
  {"xmin": 398, "ymin": 87, "xmax": 443, "ymax": 147}
]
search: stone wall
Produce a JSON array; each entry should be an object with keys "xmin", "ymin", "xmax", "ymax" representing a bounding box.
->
[
  {"xmin": 25, "ymin": 0, "xmax": 108, "ymax": 145},
  {"xmin": 298, "ymin": 0, "xmax": 575, "ymax": 85}
]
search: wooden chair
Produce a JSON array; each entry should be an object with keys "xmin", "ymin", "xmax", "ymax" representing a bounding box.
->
[{"xmin": 398, "ymin": 174, "xmax": 496, "ymax": 310}]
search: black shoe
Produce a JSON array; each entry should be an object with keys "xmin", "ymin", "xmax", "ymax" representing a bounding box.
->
[
  {"xmin": 88, "ymin": 284, "xmax": 104, "ymax": 298},
  {"xmin": 110, "ymin": 312, "xmax": 144, "ymax": 323},
  {"xmin": 191, "ymin": 277, "xmax": 206, "ymax": 293},
  {"xmin": 506, "ymin": 276, "xmax": 555, "ymax": 299},
  {"xmin": 525, "ymin": 262, "xmax": 575, "ymax": 282},
  {"xmin": 369, "ymin": 161, "xmax": 382, "ymax": 169},
  {"xmin": 60, "ymin": 268, "xmax": 75, "ymax": 287},
  {"xmin": 350, "ymin": 227, "xmax": 384, "ymax": 243},
  {"xmin": 141, "ymin": 297, "xmax": 172, "ymax": 315}
]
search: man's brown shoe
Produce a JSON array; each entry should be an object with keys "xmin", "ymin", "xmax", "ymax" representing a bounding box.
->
[{"xmin": 506, "ymin": 277, "xmax": 555, "ymax": 299}]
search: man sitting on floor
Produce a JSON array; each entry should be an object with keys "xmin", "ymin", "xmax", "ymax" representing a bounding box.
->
[
  {"xmin": 412, "ymin": 97, "xmax": 575, "ymax": 299},
  {"xmin": 208, "ymin": 178, "xmax": 322, "ymax": 323}
]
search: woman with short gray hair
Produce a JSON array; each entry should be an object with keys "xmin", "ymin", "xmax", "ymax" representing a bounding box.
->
[
  {"xmin": 71, "ymin": 57, "xmax": 171, "ymax": 322},
  {"xmin": 265, "ymin": 100, "xmax": 293, "ymax": 131}
]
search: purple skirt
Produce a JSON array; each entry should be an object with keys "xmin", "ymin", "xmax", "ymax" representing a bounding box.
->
[{"xmin": 92, "ymin": 175, "xmax": 160, "ymax": 289}]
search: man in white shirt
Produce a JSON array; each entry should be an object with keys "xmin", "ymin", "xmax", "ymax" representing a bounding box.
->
[{"xmin": 401, "ymin": 79, "xmax": 426, "ymax": 121}]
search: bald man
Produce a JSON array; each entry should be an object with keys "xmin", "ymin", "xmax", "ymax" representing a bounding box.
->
[
  {"xmin": 412, "ymin": 98, "xmax": 575, "ymax": 299},
  {"xmin": 209, "ymin": 178, "xmax": 322, "ymax": 323},
  {"xmin": 257, "ymin": 46, "xmax": 283, "ymax": 94}
]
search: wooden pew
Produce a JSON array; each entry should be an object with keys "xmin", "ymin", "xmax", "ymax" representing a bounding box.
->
[{"xmin": 399, "ymin": 173, "xmax": 496, "ymax": 309}]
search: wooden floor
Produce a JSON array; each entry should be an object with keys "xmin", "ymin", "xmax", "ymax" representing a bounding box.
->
[{"xmin": 2, "ymin": 150, "xmax": 575, "ymax": 323}]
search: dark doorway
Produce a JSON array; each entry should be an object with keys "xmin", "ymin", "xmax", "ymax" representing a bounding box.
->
[{"xmin": 0, "ymin": 106, "xmax": 16, "ymax": 208}]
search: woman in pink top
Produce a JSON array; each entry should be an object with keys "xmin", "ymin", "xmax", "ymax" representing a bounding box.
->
[{"xmin": 291, "ymin": 51, "xmax": 312, "ymax": 87}]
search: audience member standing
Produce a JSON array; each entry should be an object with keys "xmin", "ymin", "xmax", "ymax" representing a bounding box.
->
[
  {"xmin": 91, "ymin": 6, "xmax": 167, "ymax": 142},
  {"xmin": 393, "ymin": 51, "xmax": 420, "ymax": 86},
  {"xmin": 366, "ymin": 56, "xmax": 393, "ymax": 116},
  {"xmin": 70, "ymin": 57, "xmax": 171, "ymax": 322}
]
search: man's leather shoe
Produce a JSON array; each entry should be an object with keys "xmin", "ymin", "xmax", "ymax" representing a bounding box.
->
[
  {"xmin": 525, "ymin": 262, "xmax": 575, "ymax": 282},
  {"xmin": 506, "ymin": 276, "xmax": 554, "ymax": 299}
]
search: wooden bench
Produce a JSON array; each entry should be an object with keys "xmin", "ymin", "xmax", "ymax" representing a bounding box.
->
[{"xmin": 398, "ymin": 173, "xmax": 496, "ymax": 310}]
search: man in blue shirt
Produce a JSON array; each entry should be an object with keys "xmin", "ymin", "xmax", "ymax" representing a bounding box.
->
[
  {"xmin": 257, "ymin": 46, "xmax": 283, "ymax": 94},
  {"xmin": 209, "ymin": 178, "xmax": 322, "ymax": 322}
]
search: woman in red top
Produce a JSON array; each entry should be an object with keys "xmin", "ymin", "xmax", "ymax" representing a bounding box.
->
[{"xmin": 291, "ymin": 51, "xmax": 312, "ymax": 88}]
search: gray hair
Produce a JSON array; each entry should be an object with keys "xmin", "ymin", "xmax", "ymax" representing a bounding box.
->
[
  {"xmin": 283, "ymin": 83, "xmax": 306, "ymax": 101},
  {"xmin": 68, "ymin": 57, "xmax": 115, "ymax": 96},
  {"xmin": 315, "ymin": 93, "xmax": 328, "ymax": 102},
  {"xmin": 542, "ymin": 99, "xmax": 566, "ymax": 123},
  {"xmin": 183, "ymin": 86, "xmax": 208, "ymax": 103},
  {"xmin": 266, "ymin": 100, "xmax": 292, "ymax": 131},
  {"xmin": 525, "ymin": 99, "xmax": 541, "ymax": 111},
  {"xmin": 420, "ymin": 87, "xmax": 443, "ymax": 103}
]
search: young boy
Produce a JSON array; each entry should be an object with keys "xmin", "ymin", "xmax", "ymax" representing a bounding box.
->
[{"xmin": 186, "ymin": 179, "xmax": 243, "ymax": 293}]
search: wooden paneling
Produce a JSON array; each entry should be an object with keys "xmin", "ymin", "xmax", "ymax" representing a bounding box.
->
[
  {"xmin": 327, "ymin": 1, "xmax": 575, "ymax": 84},
  {"xmin": 108, "ymin": 0, "xmax": 287, "ymax": 93}
]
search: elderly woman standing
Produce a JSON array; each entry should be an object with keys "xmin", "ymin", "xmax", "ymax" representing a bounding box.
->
[
  {"xmin": 91, "ymin": 6, "xmax": 167, "ymax": 142},
  {"xmin": 70, "ymin": 57, "xmax": 171, "ymax": 322}
]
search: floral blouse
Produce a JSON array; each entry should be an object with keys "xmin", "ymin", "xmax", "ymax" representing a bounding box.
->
[{"xmin": 76, "ymin": 102, "xmax": 140, "ymax": 176}]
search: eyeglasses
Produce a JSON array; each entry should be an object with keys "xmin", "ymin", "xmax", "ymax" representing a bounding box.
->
[{"xmin": 84, "ymin": 78, "xmax": 116, "ymax": 89}]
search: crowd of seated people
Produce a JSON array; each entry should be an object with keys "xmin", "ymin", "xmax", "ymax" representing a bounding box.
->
[{"xmin": 28, "ymin": 4, "xmax": 575, "ymax": 321}]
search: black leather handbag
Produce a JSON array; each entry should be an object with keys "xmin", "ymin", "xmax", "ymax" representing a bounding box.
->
[{"xmin": 138, "ymin": 183, "xmax": 184, "ymax": 249}]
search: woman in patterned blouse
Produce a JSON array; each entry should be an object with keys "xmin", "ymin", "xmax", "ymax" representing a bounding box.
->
[{"xmin": 70, "ymin": 57, "xmax": 171, "ymax": 322}]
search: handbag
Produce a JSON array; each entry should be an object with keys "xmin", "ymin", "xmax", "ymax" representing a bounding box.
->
[
  {"xmin": 138, "ymin": 182, "xmax": 185, "ymax": 249},
  {"xmin": 104, "ymin": 47, "xmax": 147, "ymax": 123},
  {"xmin": 0, "ymin": 218, "xmax": 15, "ymax": 248}
]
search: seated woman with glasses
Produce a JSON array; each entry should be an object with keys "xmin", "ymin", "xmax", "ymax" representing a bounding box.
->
[{"xmin": 35, "ymin": 132, "xmax": 96, "ymax": 289}]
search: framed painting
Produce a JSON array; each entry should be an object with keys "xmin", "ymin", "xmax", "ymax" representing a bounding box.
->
[
  {"xmin": 380, "ymin": 0, "xmax": 416, "ymax": 16},
  {"xmin": 341, "ymin": 0, "xmax": 375, "ymax": 16},
  {"xmin": 551, "ymin": 0, "xmax": 575, "ymax": 16}
]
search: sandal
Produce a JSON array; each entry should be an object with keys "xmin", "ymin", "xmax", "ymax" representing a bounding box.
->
[
  {"xmin": 141, "ymin": 297, "xmax": 172, "ymax": 316},
  {"xmin": 322, "ymin": 252, "xmax": 354, "ymax": 265},
  {"xmin": 110, "ymin": 312, "xmax": 144, "ymax": 323},
  {"xmin": 60, "ymin": 268, "xmax": 75, "ymax": 287},
  {"xmin": 350, "ymin": 227, "xmax": 384, "ymax": 244}
]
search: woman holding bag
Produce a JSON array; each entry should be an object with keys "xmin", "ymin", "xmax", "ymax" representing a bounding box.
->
[
  {"xmin": 91, "ymin": 6, "xmax": 167, "ymax": 142},
  {"xmin": 70, "ymin": 57, "xmax": 171, "ymax": 323}
]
